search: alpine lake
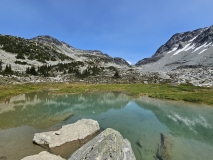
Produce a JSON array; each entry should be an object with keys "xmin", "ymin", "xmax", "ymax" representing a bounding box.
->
[{"xmin": 1, "ymin": 91, "xmax": 213, "ymax": 160}]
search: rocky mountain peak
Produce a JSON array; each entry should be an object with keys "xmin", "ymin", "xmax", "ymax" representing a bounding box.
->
[
  {"xmin": 153, "ymin": 28, "xmax": 204, "ymax": 57},
  {"xmin": 135, "ymin": 25, "xmax": 213, "ymax": 68},
  {"xmin": 113, "ymin": 57, "xmax": 131, "ymax": 66},
  {"xmin": 61, "ymin": 41, "xmax": 75, "ymax": 49},
  {"xmin": 193, "ymin": 25, "xmax": 213, "ymax": 46},
  {"xmin": 31, "ymin": 35, "xmax": 63, "ymax": 46}
]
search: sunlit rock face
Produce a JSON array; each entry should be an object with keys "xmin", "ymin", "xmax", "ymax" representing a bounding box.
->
[{"xmin": 33, "ymin": 119, "xmax": 100, "ymax": 148}]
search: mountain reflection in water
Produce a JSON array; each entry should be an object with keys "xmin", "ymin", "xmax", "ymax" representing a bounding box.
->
[{"xmin": 0, "ymin": 92, "xmax": 213, "ymax": 160}]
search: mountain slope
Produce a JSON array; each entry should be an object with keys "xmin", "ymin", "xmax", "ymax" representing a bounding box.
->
[
  {"xmin": 135, "ymin": 25, "xmax": 213, "ymax": 71},
  {"xmin": 31, "ymin": 35, "xmax": 130, "ymax": 67},
  {"xmin": 0, "ymin": 35, "xmax": 130, "ymax": 73}
]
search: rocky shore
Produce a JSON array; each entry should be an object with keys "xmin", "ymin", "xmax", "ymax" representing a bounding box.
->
[
  {"xmin": 1, "ymin": 66, "xmax": 213, "ymax": 87},
  {"xmin": 169, "ymin": 67, "xmax": 213, "ymax": 87},
  {"xmin": 0, "ymin": 67, "xmax": 172, "ymax": 84}
]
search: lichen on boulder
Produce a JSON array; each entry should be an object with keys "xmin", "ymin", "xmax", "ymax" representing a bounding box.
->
[{"xmin": 69, "ymin": 128, "xmax": 136, "ymax": 160}]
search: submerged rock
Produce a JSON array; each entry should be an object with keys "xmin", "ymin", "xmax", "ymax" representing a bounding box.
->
[
  {"xmin": 33, "ymin": 119, "xmax": 100, "ymax": 148},
  {"xmin": 136, "ymin": 138, "xmax": 143, "ymax": 148},
  {"xmin": 156, "ymin": 133, "xmax": 173, "ymax": 160},
  {"xmin": 21, "ymin": 151, "xmax": 65, "ymax": 160},
  {"xmin": 69, "ymin": 128, "xmax": 136, "ymax": 160}
]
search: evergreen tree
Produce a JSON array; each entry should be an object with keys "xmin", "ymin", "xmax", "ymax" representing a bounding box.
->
[
  {"xmin": 8, "ymin": 65, "xmax": 11, "ymax": 71},
  {"xmin": 74, "ymin": 69, "xmax": 80, "ymax": 77},
  {"xmin": 37, "ymin": 66, "xmax": 40, "ymax": 73},
  {"xmin": 113, "ymin": 71, "xmax": 121, "ymax": 78},
  {"xmin": 3, "ymin": 64, "xmax": 13, "ymax": 74},
  {"xmin": 68, "ymin": 67, "xmax": 73, "ymax": 73},
  {"xmin": 38, "ymin": 65, "xmax": 51, "ymax": 77},
  {"xmin": 26, "ymin": 67, "xmax": 30, "ymax": 74},
  {"xmin": 29, "ymin": 66, "xmax": 37, "ymax": 75},
  {"xmin": 92, "ymin": 66, "xmax": 99, "ymax": 75},
  {"xmin": 0, "ymin": 60, "xmax": 2, "ymax": 72},
  {"xmin": 26, "ymin": 66, "xmax": 37, "ymax": 75}
]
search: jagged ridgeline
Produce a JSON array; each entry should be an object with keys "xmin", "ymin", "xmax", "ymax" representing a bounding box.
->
[
  {"xmin": 0, "ymin": 35, "xmax": 71, "ymax": 63},
  {"xmin": 135, "ymin": 25, "xmax": 213, "ymax": 71}
]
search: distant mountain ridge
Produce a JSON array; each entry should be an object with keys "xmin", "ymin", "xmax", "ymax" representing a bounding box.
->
[
  {"xmin": 0, "ymin": 34, "xmax": 130, "ymax": 72},
  {"xmin": 30, "ymin": 35, "xmax": 130, "ymax": 66},
  {"xmin": 2, "ymin": 24, "xmax": 213, "ymax": 73},
  {"xmin": 1, "ymin": 27, "xmax": 213, "ymax": 87},
  {"xmin": 135, "ymin": 25, "xmax": 213, "ymax": 71}
]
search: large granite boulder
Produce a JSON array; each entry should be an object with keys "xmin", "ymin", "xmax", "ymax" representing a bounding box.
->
[
  {"xmin": 21, "ymin": 151, "xmax": 65, "ymax": 160},
  {"xmin": 69, "ymin": 128, "xmax": 136, "ymax": 160},
  {"xmin": 33, "ymin": 119, "xmax": 100, "ymax": 148}
]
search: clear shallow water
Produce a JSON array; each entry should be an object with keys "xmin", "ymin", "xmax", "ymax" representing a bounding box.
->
[{"xmin": 0, "ymin": 91, "xmax": 213, "ymax": 160}]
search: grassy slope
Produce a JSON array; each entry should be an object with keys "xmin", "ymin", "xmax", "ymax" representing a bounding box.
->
[{"xmin": 0, "ymin": 83, "xmax": 213, "ymax": 106}]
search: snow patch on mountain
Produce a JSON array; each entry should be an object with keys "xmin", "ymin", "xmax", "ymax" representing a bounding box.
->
[
  {"xmin": 192, "ymin": 43, "xmax": 207, "ymax": 53},
  {"xmin": 184, "ymin": 44, "xmax": 195, "ymax": 51},
  {"xmin": 173, "ymin": 43, "xmax": 191, "ymax": 56},
  {"xmin": 198, "ymin": 49, "xmax": 207, "ymax": 54},
  {"xmin": 167, "ymin": 47, "xmax": 177, "ymax": 54}
]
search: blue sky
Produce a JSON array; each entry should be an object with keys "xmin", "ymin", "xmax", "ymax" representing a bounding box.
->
[{"xmin": 0, "ymin": 0, "xmax": 213, "ymax": 64}]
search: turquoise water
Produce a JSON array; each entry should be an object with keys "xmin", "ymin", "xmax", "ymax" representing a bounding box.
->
[{"xmin": 0, "ymin": 91, "xmax": 213, "ymax": 160}]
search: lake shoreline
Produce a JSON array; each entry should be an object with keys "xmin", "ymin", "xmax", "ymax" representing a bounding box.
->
[{"xmin": 0, "ymin": 82, "xmax": 213, "ymax": 106}]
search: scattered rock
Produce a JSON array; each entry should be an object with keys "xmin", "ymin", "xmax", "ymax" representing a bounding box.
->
[
  {"xmin": 33, "ymin": 119, "xmax": 100, "ymax": 148},
  {"xmin": 136, "ymin": 138, "xmax": 143, "ymax": 148},
  {"xmin": 69, "ymin": 128, "xmax": 136, "ymax": 160},
  {"xmin": 21, "ymin": 151, "xmax": 65, "ymax": 160},
  {"xmin": 169, "ymin": 67, "xmax": 213, "ymax": 87},
  {"xmin": 144, "ymin": 81, "xmax": 148, "ymax": 84}
]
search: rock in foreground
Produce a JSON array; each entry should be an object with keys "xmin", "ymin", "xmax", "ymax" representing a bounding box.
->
[
  {"xmin": 33, "ymin": 119, "xmax": 100, "ymax": 148},
  {"xmin": 21, "ymin": 151, "xmax": 65, "ymax": 160},
  {"xmin": 69, "ymin": 128, "xmax": 136, "ymax": 160}
]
